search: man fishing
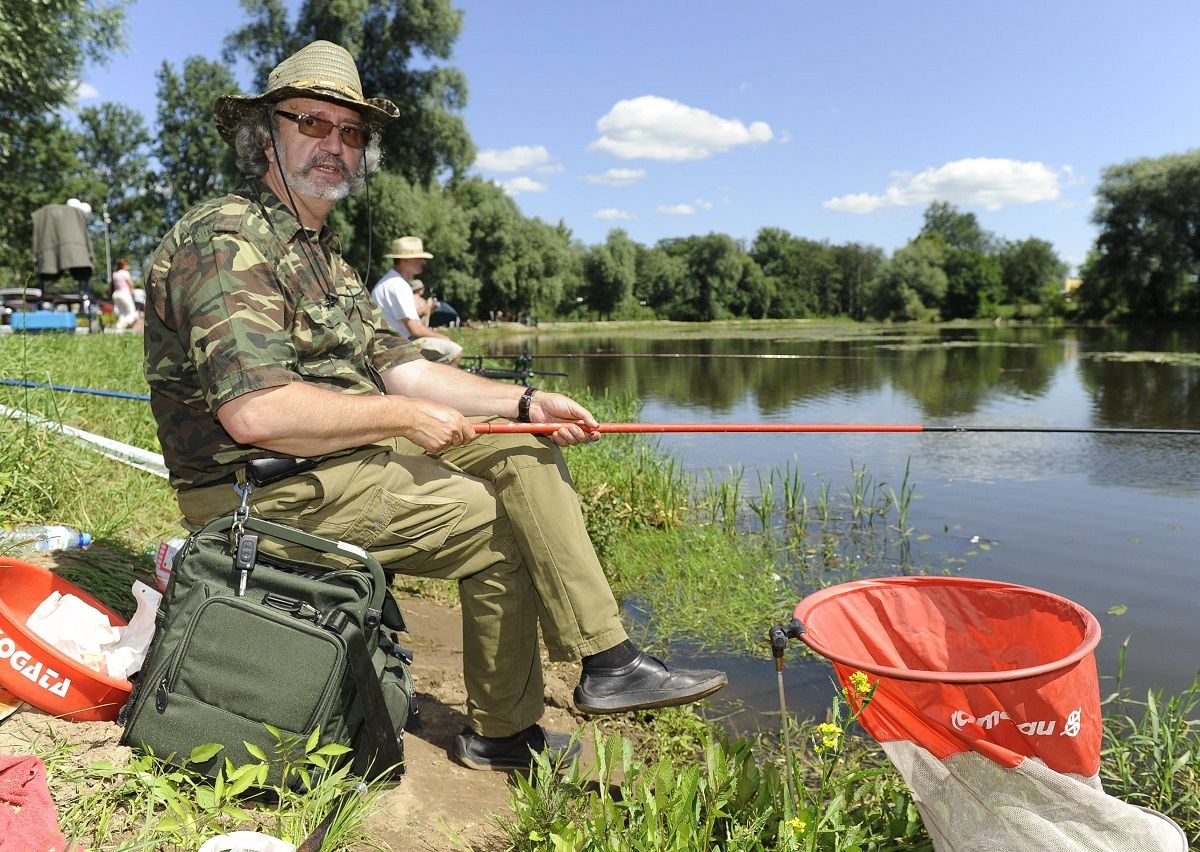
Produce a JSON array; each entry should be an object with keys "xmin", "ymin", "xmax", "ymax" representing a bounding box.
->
[{"xmin": 142, "ymin": 40, "xmax": 726, "ymax": 771}]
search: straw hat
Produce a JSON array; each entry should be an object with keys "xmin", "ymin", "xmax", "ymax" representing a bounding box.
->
[
  {"xmin": 383, "ymin": 236, "xmax": 433, "ymax": 260},
  {"xmin": 213, "ymin": 40, "xmax": 398, "ymax": 145},
  {"xmin": 408, "ymin": 278, "xmax": 426, "ymax": 291}
]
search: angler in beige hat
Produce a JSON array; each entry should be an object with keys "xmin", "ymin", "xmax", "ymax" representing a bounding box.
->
[
  {"xmin": 143, "ymin": 40, "xmax": 726, "ymax": 776},
  {"xmin": 371, "ymin": 236, "xmax": 463, "ymax": 365}
]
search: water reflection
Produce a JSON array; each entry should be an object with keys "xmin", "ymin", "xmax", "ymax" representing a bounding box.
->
[{"xmin": 488, "ymin": 323, "xmax": 1200, "ymax": 721}]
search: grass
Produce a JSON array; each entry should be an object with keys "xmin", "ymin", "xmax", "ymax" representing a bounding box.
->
[{"xmin": 4, "ymin": 331, "xmax": 1199, "ymax": 850}]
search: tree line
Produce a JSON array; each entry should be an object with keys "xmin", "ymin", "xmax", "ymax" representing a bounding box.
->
[{"xmin": 3, "ymin": 1, "xmax": 1196, "ymax": 322}]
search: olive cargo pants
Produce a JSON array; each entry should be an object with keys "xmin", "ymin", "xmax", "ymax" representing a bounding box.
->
[{"xmin": 177, "ymin": 429, "xmax": 627, "ymax": 737}]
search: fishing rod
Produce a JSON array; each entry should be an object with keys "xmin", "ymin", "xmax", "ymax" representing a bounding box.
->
[
  {"xmin": 474, "ymin": 422, "xmax": 1200, "ymax": 436},
  {"xmin": 0, "ymin": 378, "xmax": 150, "ymax": 401},
  {"xmin": 490, "ymin": 352, "xmax": 859, "ymax": 361}
]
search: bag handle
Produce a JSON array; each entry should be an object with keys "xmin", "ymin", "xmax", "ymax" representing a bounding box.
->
[{"xmin": 195, "ymin": 515, "xmax": 388, "ymax": 612}]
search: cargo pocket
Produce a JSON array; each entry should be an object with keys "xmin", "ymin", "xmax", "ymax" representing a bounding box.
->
[{"xmin": 346, "ymin": 485, "xmax": 465, "ymax": 555}]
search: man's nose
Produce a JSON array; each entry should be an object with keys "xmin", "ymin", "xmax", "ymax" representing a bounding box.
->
[{"xmin": 318, "ymin": 126, "xmax": 344, "ymax": 155}]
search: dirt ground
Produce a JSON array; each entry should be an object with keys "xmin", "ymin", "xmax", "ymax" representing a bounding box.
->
[{"xmin": 0, "ymin": 591, "xmax": 594, "ymax": 851}]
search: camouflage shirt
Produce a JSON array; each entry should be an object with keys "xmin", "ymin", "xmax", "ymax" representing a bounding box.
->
[{"xmin": 144, "ymin": 180, "xmax": 419, "ymax": 491}]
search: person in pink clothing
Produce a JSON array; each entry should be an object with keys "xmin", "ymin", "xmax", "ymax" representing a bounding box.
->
[{"xmin": 110, "ymin": 258, "xmax": 139, "ymax": 330}]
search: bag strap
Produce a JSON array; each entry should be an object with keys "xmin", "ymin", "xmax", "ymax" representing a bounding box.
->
[{"xmin": 343, "ymin": 621, "xmax": 404, "ymax": 779}]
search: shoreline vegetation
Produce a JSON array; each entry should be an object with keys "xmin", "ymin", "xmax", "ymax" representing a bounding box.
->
[{"xmin": 1, "ymin": 326, "xmax": 1198, "ymax": 849}]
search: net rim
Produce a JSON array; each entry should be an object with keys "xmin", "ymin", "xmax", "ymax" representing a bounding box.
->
[{"xmin": 793, "ymin": 576, "xmax": 1102, "ymax": 684}]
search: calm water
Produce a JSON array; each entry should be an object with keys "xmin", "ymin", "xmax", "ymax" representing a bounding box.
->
[{"xmin": 493, "ymin": 323, "xmax": 1200, "ymax": 728}]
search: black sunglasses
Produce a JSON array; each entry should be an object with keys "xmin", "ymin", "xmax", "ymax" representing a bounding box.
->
[{"xmin": 275, "ymin": 109, "xmax": 369, "ymax": 149}]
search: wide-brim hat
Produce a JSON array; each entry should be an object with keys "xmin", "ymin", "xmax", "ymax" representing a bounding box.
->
[
  {"xmin": 383, "ymin": 236, "xmax": 433, "ymax": 260},
  {"xmin": 213, "ymin": 40, "xmax": 399, "ymax": 145}
]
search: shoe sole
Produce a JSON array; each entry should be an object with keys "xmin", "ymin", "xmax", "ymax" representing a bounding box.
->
[{"xmin": 573, "ymin": 674, "xmax": 728, "ymax": 715}]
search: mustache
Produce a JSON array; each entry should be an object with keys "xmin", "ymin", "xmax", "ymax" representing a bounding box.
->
[{"xmin": 299, "ymin": 153, "xmax": 353, "ymax": 181}]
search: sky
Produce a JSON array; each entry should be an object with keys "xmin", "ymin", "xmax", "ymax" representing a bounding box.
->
[{"xmin": 80, "ymin": 1, "xmax": 1200, "ymax": 271}]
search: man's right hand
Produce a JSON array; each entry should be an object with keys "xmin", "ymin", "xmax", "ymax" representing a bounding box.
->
[{"xmin": 399, "ymin": 397, "xmax": 476, "ymax": 453}]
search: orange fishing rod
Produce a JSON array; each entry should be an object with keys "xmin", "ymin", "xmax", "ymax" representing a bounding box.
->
[{"xmin": 473, "ymin": 422, "xmax": 1200, "ymax": 436}]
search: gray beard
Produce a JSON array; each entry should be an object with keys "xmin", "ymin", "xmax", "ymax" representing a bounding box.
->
[{"xmin": 279, "ymin": 147, "xmax": 362, "ymax": 201}]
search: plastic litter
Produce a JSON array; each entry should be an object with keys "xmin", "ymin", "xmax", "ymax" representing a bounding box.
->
[
  {"xmin": 197, "ymin": 831, "xmax": 296, "ymax": 852},
  {"xmin": 25, "ymin": 581, "xmax": 161, "ymax": 680},
  {"xmin": 0, "ymin": 524, "xmax": 92, "ymax": 554},
  {"xmin": 153, "ymin": 536, "xmax": 187, "ymax": 592}
]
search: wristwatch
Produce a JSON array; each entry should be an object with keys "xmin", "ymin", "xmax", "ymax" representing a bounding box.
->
[{"xmin": 517, "ymin": 386, "xmax": 539, "ymax": 422}]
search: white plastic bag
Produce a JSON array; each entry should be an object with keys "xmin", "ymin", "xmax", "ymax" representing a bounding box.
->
[
  {"xmin": 102, "ymin": 581, "xmax": 160, "ymax": 680},
  {"xmin": 197, "ymin": 831, "xmax": 296, "ymax": 852},
  {"xmin": 24, "ymin": 581, "xmax": 162, "ymax": 680}
]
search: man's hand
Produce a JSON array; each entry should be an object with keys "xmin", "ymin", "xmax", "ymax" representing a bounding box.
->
[
  {"xmin": 400, "ymin": 398, "xmax": 477, "ymax": 453},
  {"xmin": 528, "ymin": 391, "xmax": 601, "ymax": 447}
]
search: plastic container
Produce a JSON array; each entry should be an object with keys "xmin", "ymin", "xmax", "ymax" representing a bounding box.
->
[
  {"xmin": 0, "ymin": 524, "xmax": 92, "ymax": 554},
  {"xmin": 153, "ymin": 536, "xmax": 188, "ymax": 592},
  {"xmin": 0, "ymin": 557, "xmax": 131, "ymax": 721}
]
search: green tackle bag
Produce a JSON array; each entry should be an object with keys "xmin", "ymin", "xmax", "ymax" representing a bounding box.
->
[{"xmin": 120, "ymin": 513, "xmax": 413, "ymax": 784}]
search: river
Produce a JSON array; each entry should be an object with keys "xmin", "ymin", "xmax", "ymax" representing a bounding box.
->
[{"xmin": 488, "ymin": 322, "xmax": 1200, "ymax": 729}]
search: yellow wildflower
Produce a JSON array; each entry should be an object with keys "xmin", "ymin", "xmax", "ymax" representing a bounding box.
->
[
  {"xmin": 788, "ymin": 817, "xmax": 807, "ymax": 833},
  {"xmin": 848, "ymin": 670, "xmax": 875, "ymax": 698},
  {"xmin": 815, "ymin": 722, "xmax": 842, "ymax": 752}
]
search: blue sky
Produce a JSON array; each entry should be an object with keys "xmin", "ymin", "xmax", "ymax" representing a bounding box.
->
[{"xmin": 81, "ymin": 1, "xmax": 1200, "ymax": 271}]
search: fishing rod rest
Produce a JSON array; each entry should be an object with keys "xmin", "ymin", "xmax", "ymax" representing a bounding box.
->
[{"xmin": 769, "ymin": 618, "xmax": 806, "ymax": 672}]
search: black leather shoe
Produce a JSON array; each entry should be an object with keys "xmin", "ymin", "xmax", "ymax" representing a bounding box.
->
[
  {"xmin": 574, "ymin": 652, "xmax": 728, "ymax": 714},
  {"xmin": 451, "ymin": 724, "xmax": 581, "ymax": 771}
]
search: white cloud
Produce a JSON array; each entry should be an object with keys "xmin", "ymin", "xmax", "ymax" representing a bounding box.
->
[
  {"xmin": 658, "ymin": 197, "xmax": 715, "ymax": 216},
  {"xmin": 778, "ymin": 130, "xmax": 793, "ymax": 144},
  {"xmin": 823, "ymin": 192, "xmax": 887, "ymax": 214},
  {"xmin": 824, "ymin": 157, "xmax": 1062, "ymax": 213},
  {"xmin": 75, "ymin": 81, "xmax": 99, "ymax": 100},
  {"xmin": 498, "ymin": 176, "xmax": 547, "ymax": 196},
  {"xmin": 590, "ymin": 95, "xmax": 773, "ymax": 161},
  {"xmin": 476, "ymin": 145, "xmax": 552, "ymax": 173},
  {"xmin": 583, "ymin": 168, "xmax": 647, "ymax": 187},
  {"xmin": 595, "ymin": 208, "xmax": 635, "ymax": 220},
  {"xmin": 537, "ymin": 164, "xmax": 565, "ymax": 175}
]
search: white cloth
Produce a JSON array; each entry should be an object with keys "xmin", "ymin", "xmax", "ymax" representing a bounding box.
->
[
  {"xmin": 414, "ymin": 336, "xmax": 464, "ymax": 364},
  {"xmin": 371, "ymin": 268, "xmax": 418, "ymax": 339},
  {"xmin": 111, "ymin": 269, "xmax": 137, "ymax": 329}
]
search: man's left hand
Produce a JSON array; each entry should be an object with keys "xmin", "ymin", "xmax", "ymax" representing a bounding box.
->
[{"xmin": 528, "ymin": 391, "xmax": 601, "ymax": 446}]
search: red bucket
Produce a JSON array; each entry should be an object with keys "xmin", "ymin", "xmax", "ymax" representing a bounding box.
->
[{"xmin": 0, "ymin": 558, "xmax": 132, "ymax": 721}]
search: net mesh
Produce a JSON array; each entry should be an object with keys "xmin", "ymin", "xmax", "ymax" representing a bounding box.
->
[{"xmin": 881, "ymin": 743, "xmax": 1188, "ymax": 851}]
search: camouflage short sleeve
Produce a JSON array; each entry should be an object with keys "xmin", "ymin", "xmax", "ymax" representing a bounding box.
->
[{"xmin": 144, "ymin": 183, "xmax": 419, "ymax": 490}]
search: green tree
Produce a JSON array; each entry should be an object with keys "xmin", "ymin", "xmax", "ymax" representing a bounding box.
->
[
  {"xmin": 998, "ymin": 237, "xmax": 1067, "ymax": 307},
  {"xmin": 225, "ymin": 0, "xmax": 474, "ymax": 185},
  {"xmin": 942, "ymin": 247, "xmax": 1003, "ymax": 319},
  {"xmin": 920, "ymin": 201, "xmax": 991, "ymax": 252},
  {"xmin": 1079, "ymin": 150, "xmax": 1200, "ymax": 319},
  {"xmin": 832, "ymin": 242, "xmax": 885, "ymax": 320},
  {"xmin": 338, "ymin": 169, "xmax": 480, "ymax": 312},
  {"xmin": 155, "ymin": 57, "xmax": 241, "ymax": 225},
  {"xmin": 76, "ymin": 102, "xmax": 162, "ymax": 277},
  {"xmin": 634, "ymin": 244, "xmax": 688, "ymax": 315},
  {"xmin": 0, "ymin": 0, "xmax": 127, "ymax": 163},
  {"xmin": 748, "ymin": 228, "xmax": 842, "ymax": 318},
  {"xmin": 659, "ymin": 234, "xmax": 742, "ymax": 321},
  {"xmin": 867, "ymin": 236, "xmax": 948, "ymax": 321},
  {"xmin": 221, "ymin": 0, "xmax": 296, "ymax": 91},
  {"xmin": 583, "ymin": 229, "xmax": 637, "ymax": 318}
]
